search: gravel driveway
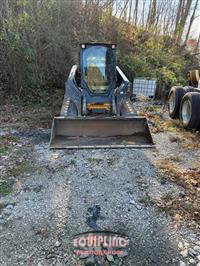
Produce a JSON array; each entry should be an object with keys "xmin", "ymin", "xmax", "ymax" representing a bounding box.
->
[{"xmin": 0, "ymin": 103, "xmax": 200, "ymax": 266}]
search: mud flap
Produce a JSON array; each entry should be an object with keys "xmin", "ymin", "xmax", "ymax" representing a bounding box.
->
[{"xmin": 49, "ymin": 116, "xmax": 154, "ymax": 149}]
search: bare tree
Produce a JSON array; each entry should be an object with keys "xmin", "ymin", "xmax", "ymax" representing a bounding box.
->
[
  {"xmin": 128, "ymin": 0, "xmax": 133, "ymax": 24},
  {"xmin": 141, "ymin": 0, "xmax": 146, "ymax": 27},
  {"xmin": 174, "ymin": 0, "xmax": 184, "ymax": 36},
  {"xmin": 133, "ymin": 0, "xmax": 139, "ymax": 26},
  {"xmin": 184, "ymin": 0, "xmax": 199, "ymax": 45},
  {"xmin": 119, "ymin": 0, "xmax": 129, "ymax": 20},
  {"xmin": 177, "ymin": 0, "xmax": 193, "ymax": 42},
  {"xmin": 147, "ymin": 0, "xmax": 157, "ymax": 29},
  {"xmin": 196, "ymin": 33, "xmax": 200, "ymax": 53}
]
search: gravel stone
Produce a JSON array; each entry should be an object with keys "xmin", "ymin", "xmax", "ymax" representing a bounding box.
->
[
  {"xmin": 189, "ymin": 248, "xmax": 197, "ymax": 257},
  {"xmin": 5, "ymin": 205, "xmax": 14, "ymax": 210},
  {"xmin": 107, "ymin": 255, "xmax": 114, "ymax": 262},
  {"xmin": 118, "ymin": 251, "xmax": 128, "ymax": 258},
  {"xmin": 189, "ymin": 258, "xmax": 196, "ymax": 264},
  {"xmin": 189, "ymin": 234, "xmax": 196, "ymax": 242},
  {"xmin": 194, "ymin": 246, "xmax": 200, "ymax": 254},
  {"xmin": 179, "ymin": 261, "xmax": 186, "ymax": 266},
  {"xmin": 180, "ymin": 249, "xmax": 188, "ymax": 258},
  {"xmin": 85, "ymin": 256, "xmax": 96, "ymax": 265},
  {"xmin": 178, "ymin": 242, "xmax": 184, "ymax": 250},
  {"xmin": 54, "ymin": 241, "xmax": 61, "ymax": 247},
  {"xmin": 2, "ymin": 208, "xmax": 12, "ymax": 216}
]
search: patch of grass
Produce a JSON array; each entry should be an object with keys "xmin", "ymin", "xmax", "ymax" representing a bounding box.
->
[
  {"xmin": 163, "ymin": 120, "xmax": 184, "ymax": 132},
  {"xmin": 14, "ymin": 149, "xmax": 26, "ymax": 157},
  {"xmin": 142, "ymin": 105, "xmax": 160, "ymax": 112},
  {"xmin": 10, "ymin": 161, "xmax": 30, "ymax": 177},
  {"xmin": 0, "ymin": 147, "xmax": 9, "ymax": 155},
  {"xmin": 87, "ymin": 157, "xmax": 104, "ymax": 164},
  {"xmin": 0, "ymin": 182, "xmax": 13, "ymax": 197}
]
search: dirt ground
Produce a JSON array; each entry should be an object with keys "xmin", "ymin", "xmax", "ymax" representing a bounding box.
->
[{"xmin": 0, "ymin": 100, "xmax": 200, "ymax": 266}]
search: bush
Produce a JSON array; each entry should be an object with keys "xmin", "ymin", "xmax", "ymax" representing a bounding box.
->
[{"xmin": 0, "ymin": 1, "xmax": 199, "ymax": 102}]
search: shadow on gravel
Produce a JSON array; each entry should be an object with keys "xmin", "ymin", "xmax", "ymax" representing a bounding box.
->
[{"xmin": 13, "ymin": 129, "xmax": 50, "ymax": 144}]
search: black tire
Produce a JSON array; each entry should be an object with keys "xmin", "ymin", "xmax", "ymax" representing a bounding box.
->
[
  {"xmin": 179, "ymin": 92, "xmax": 200, "ymax": 130},
  {"xmin": 168, "ymin": 86, "xmax": 184, "ymax": 118},
  {"xmin": 183, "ymin": 86, "xmax": 195, "ymax": 93}
]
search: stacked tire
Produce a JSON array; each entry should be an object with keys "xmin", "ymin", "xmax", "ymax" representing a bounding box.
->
[{"xmin": 168, "ymin": 86, "xmax": 200, "ymax": 130}]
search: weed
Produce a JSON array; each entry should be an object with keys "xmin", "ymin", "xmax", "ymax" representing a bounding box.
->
[
  {"xmin": 0, "ymin": 182, "xmax": 13, "ymax": 197},
  {"xmin": 168, "ymin": 155, "xmax": 182, "ymax": 162},
  {"xmin": 142, "ymin": 105, "xmax": 160, "ymax": 112},
  {"xmin": 0, "ymin": 147, "xmax": 9, "ymax": 155},
  {"xmin": 87, "ymin": 157, "xmax": 104, "ymax": 164},
  {"xmin": 70, "ymin": 160, "xmax": 76, "ymax": 165},
  {"xmin": 163, "ymin": 120, "xmax": 184, "ymax": 132},
  {"xmin": 14, "ymin": 149, "xmax": 26, "ymax": 157},
  {"xmin": 107, "ymin": 157, "xmax": 115, "ymax": 165},
  {"xmin": 10, "ymin": 161, "xmax": 30, "ymax": 177}
]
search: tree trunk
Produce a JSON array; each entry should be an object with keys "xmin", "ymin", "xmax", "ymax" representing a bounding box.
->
[
  {"xmin": 148, "ymin": 0, "xmax": 157, "ymax": 29},
  {"xmin": 134, "ymin": 0, "xmax": 139, "ymax": 26},
  {"xmin": 177, "ymin": 0, "xmax": 192, "ymax": 43},
  {"xmin": 195, "ymin": 33, "xmax": 200, "ymax": 53},
  {"xmin": 184, "ymin": 0, "xmax": 199, "ymax": 45},
  {"xmin": 128, "ymin": 0, "xmax": 132, "ymax": 24},
  {"xmin": 141, "ymin": 0, "xmax": 146, "ymax": 27},
  {"xmin": 119, "ymin": 0, "xmax": 129, "ymax": 20},
  {"xmin": 174, "ymin": 0, "xmax": 183, "ymax": 36}
]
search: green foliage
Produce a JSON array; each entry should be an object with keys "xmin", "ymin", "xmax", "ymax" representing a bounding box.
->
[
  {"xmin": 0, "ymin": 1, "xmax": 199, "ymax": 102},
  {"xmin": 117, "ymin": 31, "xmax": 199, "ymax": 95},
  {"xmin": 0, "ymin": 182, "xmax": 13, "ymax": 197}
]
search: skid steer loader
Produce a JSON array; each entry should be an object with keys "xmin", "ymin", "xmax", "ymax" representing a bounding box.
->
[{"xmin": 50, "ymin": 43, "xmax": 153, "ymax": 149}]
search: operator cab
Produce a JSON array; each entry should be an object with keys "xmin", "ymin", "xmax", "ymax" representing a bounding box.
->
[{"xmin": 80, "ymin": 43, "xmax": 116, "ymax": 96}]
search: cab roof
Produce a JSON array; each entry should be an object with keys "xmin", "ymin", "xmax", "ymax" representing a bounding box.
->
[{"xmin": 80, "ymin": 42, "xmax": 116, "ymax": 47}]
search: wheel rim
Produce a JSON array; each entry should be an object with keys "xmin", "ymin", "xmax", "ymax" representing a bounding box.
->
[
  {"xmin": 182, "ymin": 99, "xmax": 191, "ymax": 125},
  {"xmin": 169, "ymin": 93, "xmax": 175, "ymax": 113}
]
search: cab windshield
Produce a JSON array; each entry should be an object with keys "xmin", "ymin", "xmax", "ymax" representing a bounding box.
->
[{"xmin": 82, "ymin": 45, "xmax": 113, "ymax": 94}]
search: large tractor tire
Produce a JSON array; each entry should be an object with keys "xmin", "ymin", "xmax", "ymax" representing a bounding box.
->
[
  {"xmin": 179, "ymin": 92, "xmax": 200, "ymax": 130},
  {"xmin": 169, "ymin": 86, "xmax": 185, "ymax": 118}
]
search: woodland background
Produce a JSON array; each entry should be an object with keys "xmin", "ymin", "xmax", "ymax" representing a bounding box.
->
[{"xmin": 0, "ymin": 0, "xmax": 200, "ymax": 104}]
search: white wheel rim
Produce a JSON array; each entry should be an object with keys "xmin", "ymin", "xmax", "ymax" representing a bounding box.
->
[
  {"xmin": 169, "ymin": 93, "xmax": 175, "ymax": 113},
  {"xmin": 182, "ymin": 100, "xmax": 191, "ymax": 125}
]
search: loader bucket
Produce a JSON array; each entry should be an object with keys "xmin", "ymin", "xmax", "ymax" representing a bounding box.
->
[{"xmin": 49, "ymin": 116, "xmax": 154, "ymax": 149}]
